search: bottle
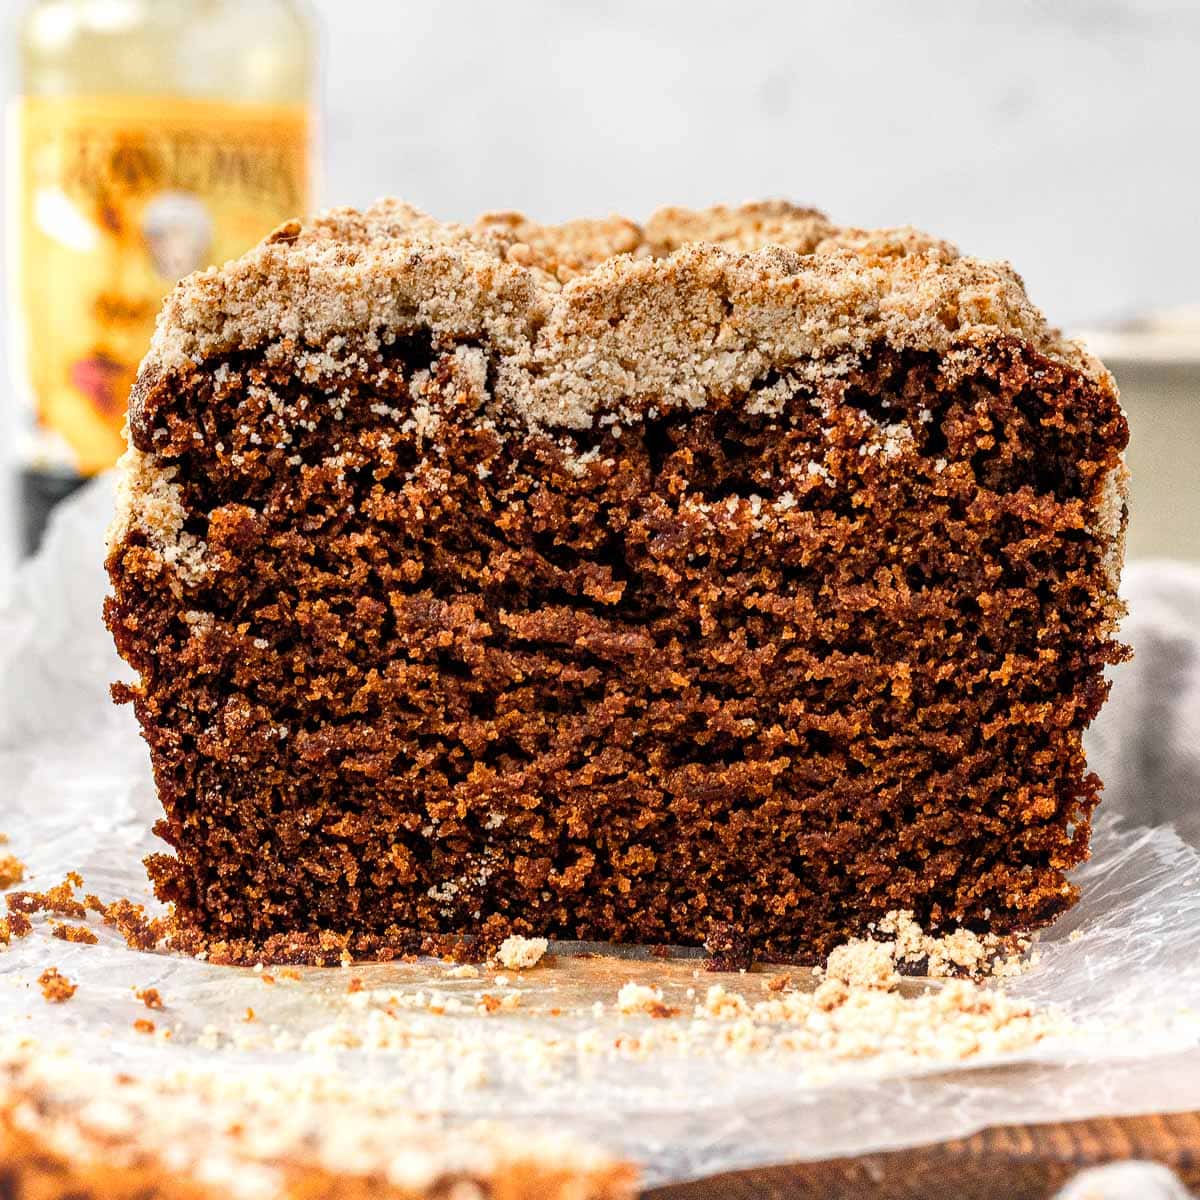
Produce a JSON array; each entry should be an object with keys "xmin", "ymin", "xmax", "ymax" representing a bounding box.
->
[{"xmin": 9, "ymin": 0, "xmax": 317, "ymax": 554}]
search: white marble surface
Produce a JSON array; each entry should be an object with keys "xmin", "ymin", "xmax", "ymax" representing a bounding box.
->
[{"xmin": 2, "ymin": 0, "xmax": 1200, "ymax": 571}]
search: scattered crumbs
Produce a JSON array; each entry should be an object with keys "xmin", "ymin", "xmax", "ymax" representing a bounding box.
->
[
  {"xmin": 0, "ymin": 853, "xmax": 26, "ymax": 890},
  {"xmin": 136, "ymin": 987, "xmax": 164, "ymax": 1010},
  {"xmin": 445, "ymin": 964, "xmax": 480, "ymax": 979},
  {"xmin": 493, "ymin": 974, "xmax": 510, "ymax": 988},
  {"xmin": 7, "ymin": 877, "xmax": 85, "ymax": 919},
  {"xmin": 765, "ymin": 974, "xmax": 791, "ymax": 993},
  {"xmin": 477, "ymin": 994, "xmax": 503, "ymax": 1014},
  {"xmin": 277, "ymin": 967, "xmax": 302, "ymax": 982},
  {"xmin": 0, "ymin": 832, "xmax": 8, "ymax": 844},
  {"xmin": 243, "ymin": 1008, "xmax": 257, "ymax": 1022},
  {"xmin": 260, "ymin": 973, "xmax": 276, "ymax": 986},
  {"xmin": 1069, "ymin": 929, "xmax": 1084, "ymax": 943},
  {"xmin": 8, "ymin": 875, "xmax": 168, "ymax": 952},
  {"xmin": 37, "ymin": 968, "xmax": 77, "ymax": 1004},
  {"xmin": 50, "ymin": 922, "xmax": 99, "ymax": 945},
  {"xmin": 346, "ymin": 977, "xmax": 364, "ymax": 994},
  {"xmin": 864, "ymin": 910, "xmax": 1034, "ymax": 980},
  {"xmin": 494, "ymin": 934, "xmax": 549, "ymax": 971},
  {"xmin": 133, "ymin": 1018, "xmax": 156, "ymax": 1035}
]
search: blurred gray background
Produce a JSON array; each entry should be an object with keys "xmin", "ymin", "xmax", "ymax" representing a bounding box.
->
[{"xmin": 299, "ymin": 0, "xmax": 1200, "ymax": 329}]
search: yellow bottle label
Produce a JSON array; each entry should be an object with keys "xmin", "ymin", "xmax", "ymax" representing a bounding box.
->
[{"xmin": 10, "ymin": 95, "xmax": 311, "ymax": 475}]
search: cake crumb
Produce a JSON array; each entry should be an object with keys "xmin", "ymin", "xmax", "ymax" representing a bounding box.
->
[
  {"xmin": 38, "ymin": 967, "xmax": 77, "ymax": 1003},
  {"xmin": 50, "ymin": 922, "xmax": 98, "ymax": 945},
  {"xmin": 494, "ymin": 935, "xmax": 549, "ymax": 971},
  {"xmin": 616, "ymin": 981, "xmax": 679, "ymax": 1018},
  {"xmin": 7, "ymin": 877, "xmax": 86, "ymax": 919},
  {"xmin": 825, "ymin": 937, "xmax": 901, "ymax": 990},
  {"xmin": 133, "ymin": 1018, "xmax": 156, "ymax": 1035},
  {"xmin": 1, "ymin": 912, "xmax": 33, "ymax": 946},
  {"xmin": 0, "ymin": 853, "xmax": 26, "ymax": 889},
  {"xmin": 136, "ymin": 987, "xmax": 164, "ymax": 1010},
  {"xmin": 446, "ymin": 963, "xmax": 480, "ymax": 979}
]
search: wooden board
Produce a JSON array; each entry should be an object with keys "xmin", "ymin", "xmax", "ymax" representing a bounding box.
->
[{"xmin": 647, "ymin": 1111, "xmax": 1200, "ymax": 1199}]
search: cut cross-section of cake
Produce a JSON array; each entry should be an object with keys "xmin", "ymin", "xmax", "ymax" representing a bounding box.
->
[{"xmin": 105, "ymin": 200, "xmax": 1129, "ymax": 963}]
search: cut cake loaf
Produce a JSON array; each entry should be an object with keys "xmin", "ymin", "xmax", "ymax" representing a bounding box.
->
[{"xmin": 105, "ymin": 200, "xmax": 1129, "ymax": 961}]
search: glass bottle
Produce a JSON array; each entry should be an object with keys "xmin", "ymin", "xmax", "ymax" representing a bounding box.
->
[{"xmin": 9, "ymin": 0, "xmax": 317, "ymax": 553}]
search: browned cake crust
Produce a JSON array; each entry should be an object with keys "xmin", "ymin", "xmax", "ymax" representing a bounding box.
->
[{"xmin": 104, "ymin": 200, "xmax": 1129, "ymax": 961}]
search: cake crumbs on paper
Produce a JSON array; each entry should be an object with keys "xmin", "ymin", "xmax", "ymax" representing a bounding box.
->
[
  {"xmin": 136, "ymin": 987, "xmax": 164, "ymax": 1010},
  {"xmin": 445, "ymin": 963, "xmax": 480, "ymax": 979},
  {"xmin": 493, "ymin": 934, "xmax": 548, "ymax": 970},
  {"xmin": 478, "ymin": 991, "xmax": 522, "ymax": 1014},
  {"xmin": 7, "ymin": 873, "xmax": 168, "ymax": 952},
  {"xmin": 824, "ymin": 937, "xmax": 901, "ymax": 990},
  {"xmin": 133, "ymin": 1018, "xmax": 156, "ymax": 1035},
  {"xmin": 37, "ymin": 968, "xmax": 77, "ymax": 1003},
  {"xmin": 261, "ymin": 918, "xmax": 1064, "ymax": 1101},
  {"xmin": 50, "ymin": 922, "xmax": 98, "ymax": 945},
  {"xmin": 616, "ymin": 982, "xmax": 680, "ymax": 1019},
  {"xmin": 817, "ymin": 910, "xmax": 1035, "ymax": 985},
  {"xmin": 1, "ymin": 913, "xmax": 33, "ymax": 946},
  {"xmin": 0, "ymin": 853, "xmax": 26, "ymax": 890}
]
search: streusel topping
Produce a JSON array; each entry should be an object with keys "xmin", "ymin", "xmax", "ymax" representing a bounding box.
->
[{"xmin": 137, "ymin": 199, "xmax": 1114, "ymax": 436}]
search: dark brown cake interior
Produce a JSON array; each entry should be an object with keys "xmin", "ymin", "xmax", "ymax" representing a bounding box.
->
[{"xmin": 106, "ymin": 326, "xmax": 1128, "ymax": 961}]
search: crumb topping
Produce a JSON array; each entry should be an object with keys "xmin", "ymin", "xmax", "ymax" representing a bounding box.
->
[{"xmin": 136, "ymin": 198, "xmax": 1111, "ymax": 433}]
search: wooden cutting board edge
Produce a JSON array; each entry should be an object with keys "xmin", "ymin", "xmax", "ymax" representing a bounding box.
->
[{"xmin": 645, "ymin": 1110, "xmax": 1200, "ymax": 1199}]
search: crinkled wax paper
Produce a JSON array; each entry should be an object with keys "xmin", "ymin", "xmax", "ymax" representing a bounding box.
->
[{"xmin": 2, "ymin": 477, "xmax": 1199, "ymax": 1189}]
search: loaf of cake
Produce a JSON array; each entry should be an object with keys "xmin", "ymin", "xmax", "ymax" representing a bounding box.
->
[{"xmin": 105, "ymin": 200, "xmax": 1129, "ymax": 963}]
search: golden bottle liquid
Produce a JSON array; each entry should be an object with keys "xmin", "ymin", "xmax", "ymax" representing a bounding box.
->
[{"xmin": 9, "ymin": 0, "xmax": 316, "ymax": 552}]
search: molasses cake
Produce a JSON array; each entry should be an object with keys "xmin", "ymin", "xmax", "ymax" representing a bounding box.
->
[{"xmin": 104, "ymin": 200, "xmax": 1129, "ymax": 961}]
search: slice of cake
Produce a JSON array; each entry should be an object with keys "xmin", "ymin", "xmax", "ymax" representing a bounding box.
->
[{"xmin": 104, "ymin": 200, "xmax": 1129, "ymax": 962}]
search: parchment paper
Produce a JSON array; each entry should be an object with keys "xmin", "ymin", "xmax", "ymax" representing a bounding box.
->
[{"xmin": 2, "ymin": 477, "xmax": 1200, "ymax": 1190}]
